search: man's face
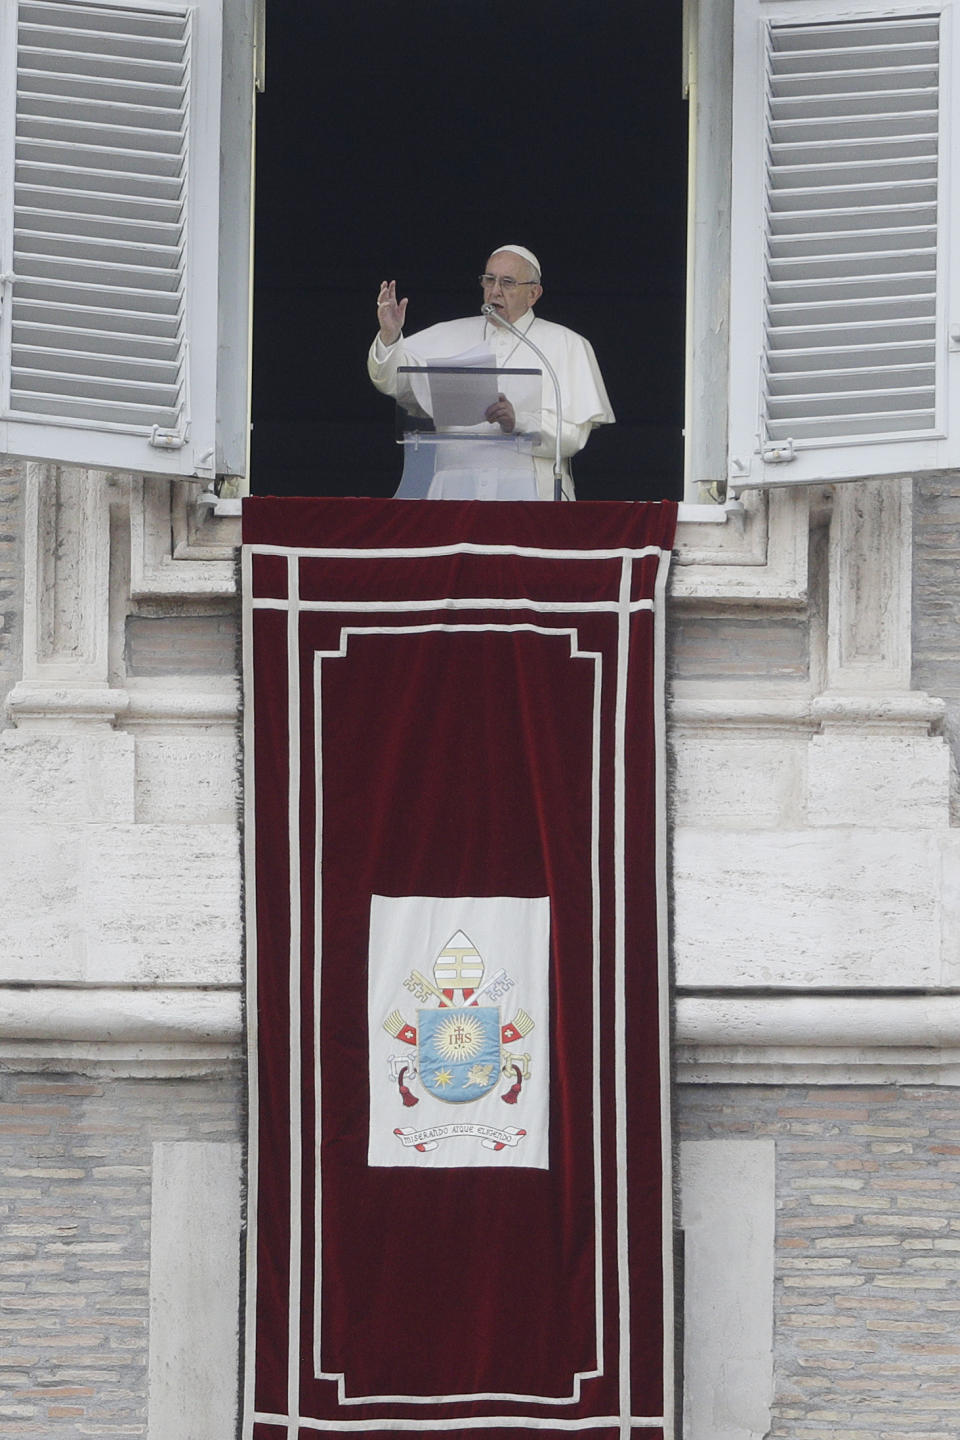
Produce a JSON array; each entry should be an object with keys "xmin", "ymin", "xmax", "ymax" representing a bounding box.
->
[{"xmin": 481, "ymin": 251, "xmax": 543, "ymax": 325}]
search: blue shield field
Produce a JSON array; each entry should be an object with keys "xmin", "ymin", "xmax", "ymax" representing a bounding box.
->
[{"xmin": 417, "ymin": 1007, "xmax": 501, "ymax": 1103}]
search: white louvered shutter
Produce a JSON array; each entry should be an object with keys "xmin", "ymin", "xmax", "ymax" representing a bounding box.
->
[
  {"xmin": 728, "ymin": 0, "xmax": 960, "ymax": 487},
  {"xmin": 0, "ymin": 0, "xmax": 231, "ymax": 478}
]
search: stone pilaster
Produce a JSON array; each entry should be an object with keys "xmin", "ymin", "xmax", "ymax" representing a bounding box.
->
[{"xmin": 6, "ymin": 463, "xmax": 128, "ymax": 727}]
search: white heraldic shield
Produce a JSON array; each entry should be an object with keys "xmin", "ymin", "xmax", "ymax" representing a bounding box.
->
[{"xmin": 367, "ymin": 895, "xmax": 551, "ymax": 1168}]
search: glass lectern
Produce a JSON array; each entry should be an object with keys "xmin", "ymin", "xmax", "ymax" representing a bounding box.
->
[{"xmin": 393, "ymin": 363, "xmax": 544, "ymax": 500}]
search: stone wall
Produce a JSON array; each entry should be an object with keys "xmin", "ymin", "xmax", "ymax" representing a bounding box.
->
[
  {"xmin": 0, "ymin": 463, "xmax": 23, "ymax": 714},
  {"xmin": 0, "ymin": 471, "xmax": 244, "ymax": 1437},
  {"xmin": 913, "ymin": 476, "xmax": 960, "ymax": 822},
  {"xmin": 672, "ymin": 482, "xmax": 957, "ymax": 995},
  {"xmin": 0, "ymin": 472, "xmax": 956, "ymax": 1439},
  {"xmin": 679, "ymin": 1083, "xmax": 960, "ymax": 1440},
  {"xmin": 0, "ymin": 1070, "xmax": 242, "ymax": 1437}
]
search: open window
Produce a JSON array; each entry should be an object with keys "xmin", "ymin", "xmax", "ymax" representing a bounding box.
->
[
  {"xmin": 249, "ymin": 0, "xmax": 688, "ymax": 503},
  {"xmin": 0, "ymin": 0, "xmax": 685, "ymax": 498}
]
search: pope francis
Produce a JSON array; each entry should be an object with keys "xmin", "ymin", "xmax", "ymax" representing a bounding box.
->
[{"xmin": 367, "ymin": 245, "xmax": 614, "ymax": 500}]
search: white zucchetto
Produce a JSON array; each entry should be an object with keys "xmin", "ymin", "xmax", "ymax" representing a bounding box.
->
[{"xmin": 489, "ymin": 245, "xmax": 542, "ymax": 279}]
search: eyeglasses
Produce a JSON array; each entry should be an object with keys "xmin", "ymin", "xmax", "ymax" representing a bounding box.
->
[{"xmin": 478, "ymin": 273, "xmax": 538, "ymax": 291}]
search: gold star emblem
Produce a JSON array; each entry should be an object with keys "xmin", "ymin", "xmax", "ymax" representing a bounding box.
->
[{"xmin": 432, "ymin": 1068, "xmax": 454, "ymax": 1090}]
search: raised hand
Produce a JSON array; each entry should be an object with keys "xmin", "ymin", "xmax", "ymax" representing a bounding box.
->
[{"xmin": 376, "ymin": 279, "xmax": 408, "ymax": 345}]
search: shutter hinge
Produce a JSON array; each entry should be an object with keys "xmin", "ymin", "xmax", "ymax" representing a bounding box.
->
[
  {"xmin": 761, "ymin": 437, "xmax": 795, "ymax": 464},
  {"xmin": 149, "ymin": 425, "xmax": 186, "ymax": 451}
]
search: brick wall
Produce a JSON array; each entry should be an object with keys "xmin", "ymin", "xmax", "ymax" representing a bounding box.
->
[
  {"xmin": 0, "ymin": 1070, "xmax": 242, "ymax": 1437},
  {"xmin": 678, "ymin": 1083, "xmax": 960, "ymax": 1440}
]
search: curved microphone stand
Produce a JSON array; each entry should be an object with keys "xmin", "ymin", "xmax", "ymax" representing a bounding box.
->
[{"xmin": 481, "ymin": 303, "xmax": 564, "ymax": 502}]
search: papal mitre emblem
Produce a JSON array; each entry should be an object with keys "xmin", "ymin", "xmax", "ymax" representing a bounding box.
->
[{"xmin": 433, "ymin": 929, "xmax": 484, "ymax": 1002}]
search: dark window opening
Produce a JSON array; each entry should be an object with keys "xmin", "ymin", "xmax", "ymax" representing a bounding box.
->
[{"xmin": 251, "ymin": 0, "xmax": 687, "ymax": 502}]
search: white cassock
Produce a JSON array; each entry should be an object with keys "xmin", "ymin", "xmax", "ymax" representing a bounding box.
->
[{"xmin": 367, "ymin": 312, "xmax": 615, "ymax": 500}]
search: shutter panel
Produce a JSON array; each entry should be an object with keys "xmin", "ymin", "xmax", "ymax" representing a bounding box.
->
[
  {"xmin": 11, "ymin": 1, "xmax": 190, "ymax": 435},
  {"xmin": 729, "ymin": 0, "xmax": 960, "ymax": 487},
  {"xmin": 0, "ymin": 0, "xmax": 230, "ymax": 478},
  {"xmin": 765, "ymin": 16, "xmax": 939, "ymax": 443}
]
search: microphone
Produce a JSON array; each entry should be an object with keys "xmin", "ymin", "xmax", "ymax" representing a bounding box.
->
[{"xmin": 481, "ymin": 303, "xmax": 565, "ymax": 501}]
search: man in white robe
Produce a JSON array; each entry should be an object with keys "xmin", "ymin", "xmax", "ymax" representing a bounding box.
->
[{"xmin": 368, "ymin": 246, "xmax": 615, "ymax": 500}]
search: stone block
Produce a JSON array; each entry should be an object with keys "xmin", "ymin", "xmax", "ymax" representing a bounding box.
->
[
  {"xmin": 806, "ymin": 733, "xmax": 950, "ymax": 829},
  {"xmin": 939, "ymin": 833, "xmax": 960, "ymax": 986},
  {"xmin": 81, "ymin": 825, "xmax": 240, "ymax": 983},
  {"xmin": 125, "ymin": 615, "xmax": 238, "ymax": 677},
  {"xmin": 680, "ymin": 1139, "xmax": 774, "ymax": 1440},
  {"xmin": 670, "ymin": 615, "xmax": 808, "ymax": 681},
  {"xmin": 671, "ymin": 730, "xmax": 807, "ymax": 828},
  {"xmin": 147, "ymin": 1142, "xmax": 241, "ymax": 1440},
  {"xmin": 0, "ymin": 731, "xmax": 135, "ymax": 823},
  {"xmin": 134, "ymin": 733, "xmax": 238, "ymax": 824},
  {"xmin": 673, "ymin": 828, "xmax": 942, "ymax": 987},
  {"xmin": 0, "ymin": 827, "xmax": 84, "ymax": 980},
  {"xmin": 0, "ymin": 823, "xmax": 239, "ymax": 984}
]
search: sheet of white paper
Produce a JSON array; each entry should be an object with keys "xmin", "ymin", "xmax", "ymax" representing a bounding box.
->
[{"xmin": 425, "ymin": 347, "xmax": 500, "ymax": 428}]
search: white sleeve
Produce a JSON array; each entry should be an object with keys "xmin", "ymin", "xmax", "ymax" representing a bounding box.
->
[
  {"xmin": 367, "ymin": 334, "xmax": 404, "ymax": 396},
  {"xmin": 535, "ymin": 410, "xmax": 595, "ymax": 460},
  {"xmin": 516, "ymin": 327, "xmax": 613, "ymax": 460}
]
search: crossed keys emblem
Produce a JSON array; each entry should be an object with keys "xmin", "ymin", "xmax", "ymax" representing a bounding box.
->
[{"xmin": 382, "ymin": 929, "xmax": 535, "ymax": 1108}]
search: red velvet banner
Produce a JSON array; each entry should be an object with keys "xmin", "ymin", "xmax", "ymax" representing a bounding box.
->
[{"xmin": 242, "ymin": 499, "xmax": 677, "ymax": 1440}]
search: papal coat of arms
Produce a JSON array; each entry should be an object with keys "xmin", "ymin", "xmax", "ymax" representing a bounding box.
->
[
  {"xmin": 381, "ymin": 928, "xmax": 536, "ymax": 1151},
  {"xmin": 367, "ymin": 895, "xmax": 550, "ymax": 1167}
]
